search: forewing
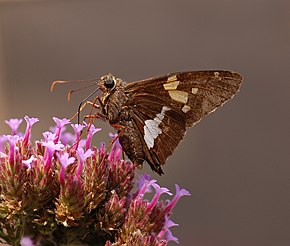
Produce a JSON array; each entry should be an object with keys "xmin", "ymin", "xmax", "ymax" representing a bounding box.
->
[{"xmin": 125, "ymin": 70, "xmax": 242, "ymax": 127}]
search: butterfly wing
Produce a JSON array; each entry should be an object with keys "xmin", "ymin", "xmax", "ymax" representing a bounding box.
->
[
  {"xmin": 122, "ymin": 71, "xmax": 242, "ymax": 174},
  {"xmin": 124, "ymin": 93, "xmax": 187, "ymax": 174}
]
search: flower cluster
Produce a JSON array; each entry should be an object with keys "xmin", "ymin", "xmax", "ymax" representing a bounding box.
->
[{"xmin": 0, "ymin": 117, "xmax": 190, "ymax": 246}]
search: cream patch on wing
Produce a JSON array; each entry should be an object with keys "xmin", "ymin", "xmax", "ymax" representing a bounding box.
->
[
  {"xmin": 167, "ymin": 75, "xmax": 178, "ymax": 83},
  {"xmin": 163, "ymin": 81, "xmax": 180, "ymax": 90},
  {"xmin": 182, "ymin": 105, "xmax": 191, "ymax": 113},
  {"xmin": 144, "ymin": 106, "xmax": 170, "ymax": 149},
  {"xmin": 214, "ymin": 71, "xmax": 222, "ymax": 80},
  {"xmin": 168, "ymin": 90, "xmax": 189, "ymax": 104},
  {"xmin": 191, "ymin": 88, "xmax": 199, "ymax": 94}
]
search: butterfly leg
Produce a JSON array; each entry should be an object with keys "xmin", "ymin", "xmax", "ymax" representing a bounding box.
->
[
  {"xmin": 70, "ymin": 101, "xmax": 99, "ymax": 122},
  {"xmin": 69, "ymin": 96, "xmax": 105, "ymax": 149},
  {"xmin": 81, "ymin": 95, "xmax": 107, "ymax": 137},
  {"xmin": 107, "ymin": 126, "xmax": 125, "ymax": 152},
  {"xmin": 70, "ymin": 96, "xmax": 103, "ymax": 121}
]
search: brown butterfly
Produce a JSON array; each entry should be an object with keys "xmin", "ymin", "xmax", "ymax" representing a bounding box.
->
[{"xmin": 53, "ymin": 71, "xmax": 242, "ymax": 175}]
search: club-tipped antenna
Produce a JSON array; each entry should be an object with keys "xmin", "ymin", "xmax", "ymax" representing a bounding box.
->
[
  {"xmin": 77, "ymin": 87, "xmax": 100, "ymax": 124},
  {"xmin": 51, "ymin": 77, "xmax": 98, "ymax": 92}
]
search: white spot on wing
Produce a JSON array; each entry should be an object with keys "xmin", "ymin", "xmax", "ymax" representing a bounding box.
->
[{"xmin": 144, "ymin": 106, "xmax": 170, "ymax": 149}]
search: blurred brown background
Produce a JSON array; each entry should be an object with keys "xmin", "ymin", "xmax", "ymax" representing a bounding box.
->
[{"xmin": 0, "ymin": 0, "xmax": 290, "ymax": 245}]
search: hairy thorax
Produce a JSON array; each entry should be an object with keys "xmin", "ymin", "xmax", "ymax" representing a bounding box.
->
[{"xmin": 102, "ymin": 86, "xmax": 129, "ymax": 123}]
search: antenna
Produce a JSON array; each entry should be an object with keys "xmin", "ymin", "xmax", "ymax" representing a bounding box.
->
[{"xmin": 51, "ymin": 77, "xmax": 98, "ymax": 92}]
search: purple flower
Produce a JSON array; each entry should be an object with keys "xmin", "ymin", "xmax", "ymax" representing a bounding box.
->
[
  {"xmin": 164, "ymin": 184, "xmax": 191, "ymax": 214},
  {"xmin": 0, "ymin": 117, "xmax": 189, "ymax": 245},
  {"xmin": 146, "ymin": 183, "xmax": 172, "ymax": 213},
  {"xmin": 5, "ymin": 118, "xmax": 23, "ymax": 135},
  {"xmin": 20, "ymin": 236, "xmax": 36, "ymax": 246},
  {"xmin": 75, "ymin": 147, "xmax": 93, "ymax": 178},
  {"xmin": 71, "ymin": 124, "xmax": 85, "ymax": 150},
  {"xmin": 42, "ymin": 131, "xmax": 56, "ymax": 142},
  {"xmin": 71, "ymin": 124, "xmax": 84, "ymax": 136},
  {"xmin": 42, "ymin": 141, "xmax": 64, "ymax": 155},
  {"xmin": 164, "ymin": 227, "xmax": 179, "ymax": 243},
  {"xmin": 53, "ymin": 117, "xmax": 70, "ymax": 143},
  {"xmin": 23, "ymin": 116, "xmax": 39, "ymax": 146},
  {"xmin": 108, "ymin": 133, "xmax": 123, "ymax": 162},
  {"xmin": 6, "ymin": 134, "xmax": 19, "ymax": 164},
  {"xmin": 6, "ymin": 134, "xmax": 19, "ymax": 145},
  {"xmin": 134, "ymin": 174, "xmax": 156, "ymax": 198},
  {"xmin": 58, "ymin": 152, "xmax": 75, "ymax": 185},
  {"xmin": 58, "ymin": 152, "xmax": 75, "ymax": 170},
  {"xmin": 157, "ymin": 216, "xmax": 179, "ymax": 243},
  {"xmin": 42, "ymin": 140, "xmax": 64, "ymax": 170},
  {"xmin": 53, "ymin": 117, "xmax": 70, "ymax": 128},
  {"xmin": 60, "ymin": 132, "xmax": 75, "ymax": 145},
  {"xmin": 136, "ymin": 174, "xmax": 152, "ymax": 192},
  {"xmin": 165, "ymin": 216, "xmax": 179, "ymax": 228},
  {"xmin": 22, "ymin": 155, "xmax": 36, "ymax": 170},
  {"xmin": 84, "ymin": 122, "xmax": 101, "ymax": 150}
]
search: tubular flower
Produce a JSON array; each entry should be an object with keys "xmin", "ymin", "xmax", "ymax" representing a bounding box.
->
[{"xmin": 0, "ymin": 117, "xmax": 190, "ymax": 245}]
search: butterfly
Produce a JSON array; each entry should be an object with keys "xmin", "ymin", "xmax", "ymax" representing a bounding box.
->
[{"xmin": 53, "ymin": 71, "xmax": 242, "ymax": 175}]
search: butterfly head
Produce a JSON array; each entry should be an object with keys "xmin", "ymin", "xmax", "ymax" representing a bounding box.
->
[{"xmin": 98, "ymin": 73, "xmax": 121, "ymax": 94}]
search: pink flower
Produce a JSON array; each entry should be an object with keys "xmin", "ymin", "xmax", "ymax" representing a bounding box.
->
[
  {"xmin": 71, "ymin": 124, "xmax": 85, "ymax": 150},
  {"xmin": 5, "ymin": 118, "xmax": 23, "ymax": 135},
  {"xmin": 75, "ymin": 147, "xmax": 93, "ymax": 178},
  {"xmin": 42, "ymin": 131, "xmax": 56, "ymax": 142},
  {"xmin": 134, "ymin": 174, "xmax": 156, "ymax": 197},
  {"xmin": 84, "ymin": 122, "xmax": 101, "ymax": 150},
  {"xmin": 164, "ymin": 184, "xmax": 191, "ymax": 214},
  {"xmin": 0, "ymin": 117, "xmax": 189, "ymax": 245},
  {"xmin": 22, "ymin": 155, "xmax": 36, "ymax": 170},
  {"xmin": 20, "ymin": 236, "xmax": 36, "ymax": 246},
  {"xmin": 158, "ymin": 216, "xmax": 179, "ymax": 243},
  {"xmin": 108, "ymin": 133, "xmax": 123, "ymax": 162},
  {"xmin": 146, "ymin": 183, "xmax": 172, "ymax": 213},
  {"xmin": 58, "ymin": 152, "xmax": 75, "ymax": 185},
  {"xmin": 42, "ymin": 140, "xmax": 64, "ymax": 170},
  {"xmin": 23, "ymin": 116, "xmax": 39, "ymax": 147},
  {"xmin": 53, "ymin": 117, "xmax": 70, "ymax": 143},
  {"xmin": 6, "ymin": 134, "xmax": 19, "ymax": 164}
]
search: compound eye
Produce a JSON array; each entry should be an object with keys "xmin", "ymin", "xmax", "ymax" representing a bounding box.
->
[{"xmin": 104, "ymin": 77, "xmax": 116, "ymax": 89}]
